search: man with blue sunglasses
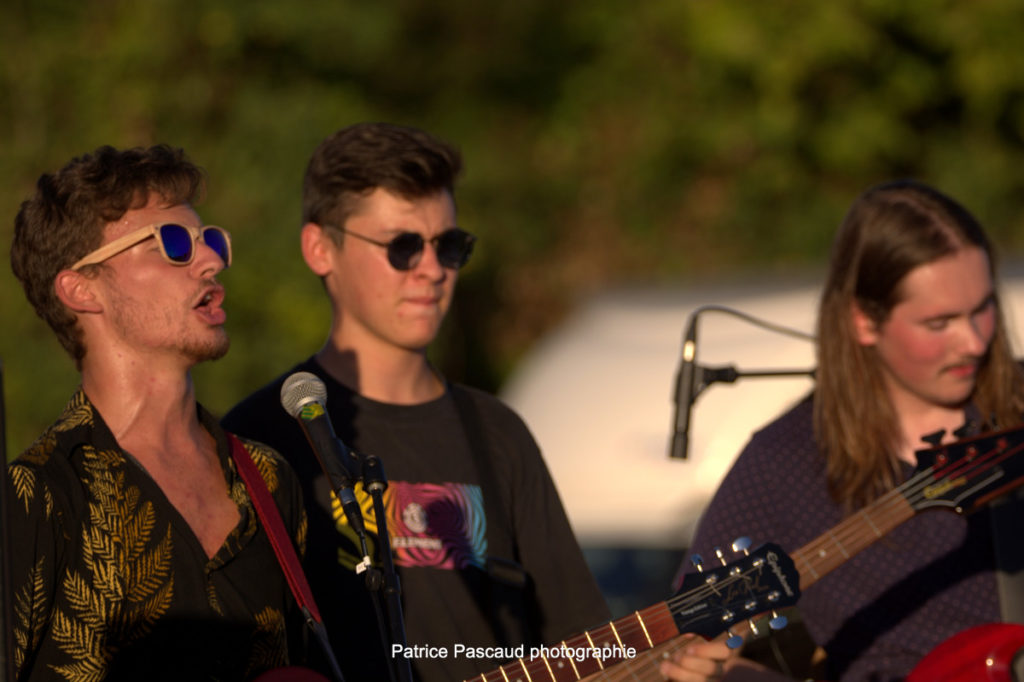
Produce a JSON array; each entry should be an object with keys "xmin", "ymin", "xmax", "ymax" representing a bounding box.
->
[
  {"xmin": 9, "ymin": 144, "xmax": 308, "ymax": 680},
  {"xmin": 223, "ymin": 123, "xmax": 609, "ymax": 681}
]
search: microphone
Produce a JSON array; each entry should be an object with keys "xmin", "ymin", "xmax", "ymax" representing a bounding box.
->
[
  {"xmin": 280, "ymin": 371, "xmax": 365, "ymax": 537},
  {"xmin": 669, "ymin": 310, "xmax": 701, "ymax": 459}
]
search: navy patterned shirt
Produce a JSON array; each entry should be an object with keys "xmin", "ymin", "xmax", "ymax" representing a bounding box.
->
[{"xmin": 684, "ymin": 396, "xmax": 1001, "ymax": 682}]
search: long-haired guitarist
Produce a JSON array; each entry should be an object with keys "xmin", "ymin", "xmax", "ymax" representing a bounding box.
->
[{"xmin": 663, "ymin": 180, "xmax": 1024, "ymax": 681}]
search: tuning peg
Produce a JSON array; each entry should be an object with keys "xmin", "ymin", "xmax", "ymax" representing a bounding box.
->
[
  {"xmin": 768, "ymin": 611, "xmax": 788, "ymax": 631},
  {"xmin": 748, "ymin": 618, "xmax": 760, "ymax": 636},
  {"xmin": 731, "ymin": 537, "xmax": 752, "ymax": 555},
  {"xmin": 714, "ymin": 546, "xmax": 727, "ymax": 565},
  {"xmin": 690, "ymin": 554, "xmax": 704, "ymax": 572},
  {"xmin": 725, "ymin": 629, "xmax": 745, "ymax": 649}
]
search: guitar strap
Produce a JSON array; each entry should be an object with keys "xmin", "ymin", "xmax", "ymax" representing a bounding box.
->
[
  {"xmin": 953, "ymin": 413, "xmax": 1024, "ymax": 623},
  {"xmin": 227, "ymin": 433, "xmax": 343, "ymax": 682},
  {"xmin": 989, "ymin": 487, "xmax": 1024, "ymax": 681},
  {"xmin": 449, "ymin": 385, "xmax": 532, "ymax": 646},
  {"xmin": 990, "ymin": 487, "xmax": 1024, "ymax": 623}
]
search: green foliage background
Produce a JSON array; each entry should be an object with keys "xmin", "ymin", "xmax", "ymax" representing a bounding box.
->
[{"xmin": 4, "ymin": 0, "xmax": 1024, "ymax": 456}]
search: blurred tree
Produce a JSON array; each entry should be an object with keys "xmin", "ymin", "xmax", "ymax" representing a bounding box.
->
[{"xmin": 3, "ymin": 0, "xmax": 1024, "ymax": 456}]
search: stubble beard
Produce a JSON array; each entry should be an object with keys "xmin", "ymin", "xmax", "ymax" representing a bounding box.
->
[{"xmin": 183, "ymin": 329, "xmax": 230, "ymax": 364}]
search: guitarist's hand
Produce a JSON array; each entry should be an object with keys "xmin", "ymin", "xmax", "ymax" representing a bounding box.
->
[
  {"xmin": 658, "ymin": 634, "xmax": 796, "ymax": 682},
  {"xmin": 657, "ymin": 633, "xmax": 738, "ymax": 681}
]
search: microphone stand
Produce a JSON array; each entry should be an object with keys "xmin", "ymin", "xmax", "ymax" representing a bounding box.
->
[
  {"xmin": 280, "ymin": 374, "xmax": 412, "ymax": 682},
  {"xmin": 669, "ymin": 304, "xmax": 816, "ymax": 460},
  {"xmin": 692, "ymin": 365, "xmax": 815, "ymax": 402},
  {"xmin": 320, "ymin": 451, "xmax": 412, "ymax": 682},
  {"xmin": 356, "ymin": 453, "xmax": 413, "ymax": 682}
]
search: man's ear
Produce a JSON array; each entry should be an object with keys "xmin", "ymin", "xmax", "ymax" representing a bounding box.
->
[
  {"xmin": 54, "ymin": 269, "xmax": 103, "ymax": 314},
  {"xmin": 850, "ymin": 300, "xmax": 879, "ymax": 346},
  {"xmin": 301, "ymin": 223, "xmax": 336, "ymax": 277}
]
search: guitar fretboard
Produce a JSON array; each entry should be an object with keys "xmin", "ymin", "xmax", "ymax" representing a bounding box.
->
[
  {"xmin": 792, "ymin": 493, "xmax": 914, "ymax": 589},
  {"xmin": 469, "ymin": 426, "xmax": 1024, "ymax": 682},
  {"xmin": 470, "ymin": 602, "xmax": 678, "ymax": 681}
]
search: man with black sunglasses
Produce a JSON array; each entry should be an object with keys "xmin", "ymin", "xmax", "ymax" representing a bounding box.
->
[
  {"xmin": 9, "ymin": 145, "xmax": 308, "ymax": 680},
  {"xmin": 223, "ymin": 122, "xmax": 609, "ymax": 681}
]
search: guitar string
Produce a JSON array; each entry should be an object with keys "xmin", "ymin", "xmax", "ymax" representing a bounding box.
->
[
  {"xmin": 583, "ymin": 437, "xmax": 1024, "ymax": 682},
  {"xmin": 599, "ymin": 436, "xmax": 1024, "ymax": 681},
  {"xmin": 486, "ymin": 559, "xmax": 782, "ymax": 682},
  {"xmin": 586, "ymin": 438, "xmax": 1023, "ymax": 682},
  {"xmin": 794, "ymin": 438, "xmax": 1023, "ymax": 586},
  {"xmin": 477, "ymin": 569, "xmax": 753, "ymax": 681},
  {"xmin": 475, "ymin": 436, "xmax": 1023, "ymax": 682}
]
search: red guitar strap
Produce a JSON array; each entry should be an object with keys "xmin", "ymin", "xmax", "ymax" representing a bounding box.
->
[{"xmin": 227, "ymin": 433, "xmax": 323, "ymax": 625}]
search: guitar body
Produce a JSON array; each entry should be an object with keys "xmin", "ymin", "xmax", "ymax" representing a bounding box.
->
[{"xmin": 907, "ymin": 623, "xmax": 1024, "ymax": 682}]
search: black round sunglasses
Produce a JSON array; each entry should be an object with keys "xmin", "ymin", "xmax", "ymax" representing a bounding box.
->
[{"xmin": 334, "ymin": 226, "xmax": 476, "ymax": 271}]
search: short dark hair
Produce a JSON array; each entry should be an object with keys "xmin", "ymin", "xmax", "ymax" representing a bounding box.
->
[
  {"xmin": 11, "ymin": 144, "xmax": 205, "ymax": 366},
  {"xmin": 302, "ymin": 122, "xmax": 462, "ymax": 236}
]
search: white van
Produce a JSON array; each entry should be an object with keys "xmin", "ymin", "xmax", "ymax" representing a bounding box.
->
[{"xmin": 500, "ymin": 272, "xmax": 1024, "ymax": 616}]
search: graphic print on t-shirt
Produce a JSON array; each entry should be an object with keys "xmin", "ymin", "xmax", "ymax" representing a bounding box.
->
[{"xmin": 331, "ymin": 481, "xmax": 487, "ymax": 571}]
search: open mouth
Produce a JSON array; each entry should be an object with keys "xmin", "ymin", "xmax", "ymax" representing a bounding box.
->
[{"xmin": 193, "ymin": 286, "xmax": 226, "ymax": 321}]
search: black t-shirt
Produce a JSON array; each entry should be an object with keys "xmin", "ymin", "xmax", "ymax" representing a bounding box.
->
[{"xmin": 222, "ymin": 357, "xmax": 609, "ymax": 681}]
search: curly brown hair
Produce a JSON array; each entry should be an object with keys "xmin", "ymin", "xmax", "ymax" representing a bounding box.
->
[
  {"xmin": 302, "ymin": 122, "xmax": 462, "ymax": 241},
  {"xmin": 11, "ymin": 144, "xmax": 205, "ymax": 367}
]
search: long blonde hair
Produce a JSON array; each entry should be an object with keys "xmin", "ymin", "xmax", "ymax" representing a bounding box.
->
[{"xmin": 814, "ymin": 179, "xmax": 1024, "ymax": 509}]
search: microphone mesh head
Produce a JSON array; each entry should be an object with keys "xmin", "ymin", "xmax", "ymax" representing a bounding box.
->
[{"xmin": 280, "ymin": 371, "xmax": 328, "ymax": 417}]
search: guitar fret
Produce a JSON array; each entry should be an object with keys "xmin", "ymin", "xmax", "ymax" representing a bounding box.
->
[
  {"xmin": 608, "ymin": 621, "xmax": 624, "ymax": 648},
  {"xmin": 859, "ymin": 508, "xmax": 883, "ymax": 537},
  {"xmin": 500, "ymin": 665, "xmax": 511, "ymax": 682},
  {"xmin": 635, "ymin": 611, "xmax": 653, "ymax": 649},
  {"xmin": 797, "ymin": 549, "xmax": 820, "ymax": 580},
  {"xmin": 560, "ymin": 641, "xmax": 581, "ymax": 680},
  {"xmin": 540, "ymin": 654, "xmax": 556, "ymax": 681},
  {"xmin": 826, "ymin": 530, "xmax": 850, "ymax": 558},
  {"xmin": 584, "ymin": 631, "xmax": 604, "ymax": 670},
  {"xmin": 517, "ymin": 658, "xmax": 534, "ymax": 682}
]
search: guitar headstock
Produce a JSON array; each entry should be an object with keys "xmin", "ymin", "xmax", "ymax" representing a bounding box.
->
[
  {"xmin": 909, "ymin": 423, "xmax": 1024, "ymax": 514},
  {"xmin": 673, "ymin": 540, "xmax": 800, "ymax": 644}
]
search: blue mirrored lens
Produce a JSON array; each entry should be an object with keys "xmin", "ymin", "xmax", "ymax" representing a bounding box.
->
[
  {"xmin": 159, "ymin": 224, "xmax": 194, "ymax": 262},
  {"xmin": 202, "ymin": 228, "xmax": 230, "ymax": 266}
]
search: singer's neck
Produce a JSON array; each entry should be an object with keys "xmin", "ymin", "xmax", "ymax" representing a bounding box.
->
[
  {"xmin": 81, "ymin": 357, "xmax": 200, "ymax": 444},
  {"xmin": 315, "ymin": 341, "xmax": 445, "ymax": 406}
]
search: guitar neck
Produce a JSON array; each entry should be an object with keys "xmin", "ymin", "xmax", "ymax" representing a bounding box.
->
[
  {"xmin": 567, "ymin": 493, "xmax": 921, "ymax": 682},
  {"xmin": 469, "ymin": 602, "xmax": 680, "ymax": 681},
  {"xmin": 468, "ymin": 426, "xmax": 1024, "ymax": 682},
  {"xmin": 790, "ymin": 489, "xmax": 915, "ymax": 590}
]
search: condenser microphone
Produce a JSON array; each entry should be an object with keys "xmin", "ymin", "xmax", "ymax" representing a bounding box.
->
[
  {"xmin": 280, "ymin": 371, "xmax": 365, "ymax": 536},
  {"xmin": 669, "ymin": 311, "xmax": 701, "ymax": 459}
]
